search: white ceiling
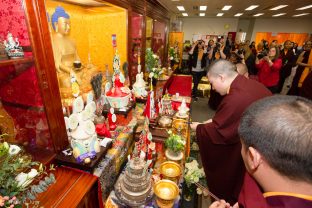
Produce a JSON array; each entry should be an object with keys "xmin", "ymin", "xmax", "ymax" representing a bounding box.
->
[{"xmin": 157, "ymin": 0, "xmax": 312, "ymax": 18}]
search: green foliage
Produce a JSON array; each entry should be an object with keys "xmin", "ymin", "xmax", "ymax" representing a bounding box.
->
[
  {"xmin": 0, "ymin": 142, "xmax": 55, "ymax": 206},
  {"xmin": 168, "ymin": 47, "xmax": 176, "ymax": 59},
  {"xmin": 145, "ymin": 48, "xmax": 159, "ymax": 72},
  {"xmin": 165, "ymin": 132, "xmax": 185, "ymax": 153}
]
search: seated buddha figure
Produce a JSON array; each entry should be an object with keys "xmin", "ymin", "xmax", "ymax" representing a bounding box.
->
[{"xmin": 51, "ymin": 6, "xmax": 100, "ymax": 101}]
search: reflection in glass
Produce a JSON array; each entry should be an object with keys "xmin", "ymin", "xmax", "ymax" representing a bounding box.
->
[
  {"xmin": 152, "ymin": 21, "xmax": 166, "ymax": 65},
  {"xmin": 0, "ymin": 0, "xmax": 52, "ymax": 149},
  {"xmin": 130, "ymin": 12, "xmax": 143, "ymax": 84}
]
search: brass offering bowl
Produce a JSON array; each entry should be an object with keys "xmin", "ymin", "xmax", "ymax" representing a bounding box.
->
[
  {"xmin": 172, "ymin": 118, "xmax": 188, "ymax": 137},
  {"xmin": 158, "ymin": 115, "xmax": 173, "ymax": 128},
  {"xmin": 154, "ymin": 179, "xmax": 179, "ymax": 208},
  {"xmin": 159, "ymin": 161, "xmax": 182, "ymax": 183}
]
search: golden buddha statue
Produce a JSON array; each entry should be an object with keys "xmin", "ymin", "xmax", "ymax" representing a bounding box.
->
[{"xmin": 51, "ymin": 6, "xmax": 100, "ymax": 103}]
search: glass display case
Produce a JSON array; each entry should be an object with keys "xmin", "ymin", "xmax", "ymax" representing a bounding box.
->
[
  {"xmin": 45, "ymin": 0, "xmax": 128, "ymax": 108},
  {"xmin": 152, "ymin": 20, "xmax": 167, "ymax": 66},
  {"xmin": 0, "ymin": 0, "xmax": 53, "ymax": 151},
  {"xmin": 146, "ymin": 16, "xmax": 153, "ymax": 50},
  {"xmin": 129, "ymin": 12, "xmax": 144, "ymax": 85}
]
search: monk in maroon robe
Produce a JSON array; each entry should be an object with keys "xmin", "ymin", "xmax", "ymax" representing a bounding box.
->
[
  {"xmin": 210, "ymin": 95, "xmax": 312, "ymax": 208},
  {"xmin": 191, "ymin": 60, "xmax": 271, "ymax": 204}
]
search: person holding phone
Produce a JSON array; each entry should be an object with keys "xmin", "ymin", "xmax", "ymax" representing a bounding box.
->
[{"xmin": 189, "ymin": 40, "xmax": 208, "ymax": 101}]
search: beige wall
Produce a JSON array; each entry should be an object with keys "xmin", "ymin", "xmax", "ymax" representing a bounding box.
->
[
  {"xmin": 250, "ymin": 18, "xmax": 312, "ymax": 41},
  {"xmin": 180, "ymin": 17, "xmax": 312, "ymax": 42},
  {"xmin": 181, "ymin": 17, "xmax": 239, "ymax": 41}
]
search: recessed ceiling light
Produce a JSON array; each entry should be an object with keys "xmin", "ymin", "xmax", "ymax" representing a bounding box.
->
[
  {"xmin": 199, "ymin": 13, "xmax": 205, "ymax": 16},
  {"xmin": 234, "ymin": 13, "xmax": 243, "ymax": 16},
  {"xmin": 253, "ymin": 13, "xmax": 264, "ymax": 17},
  {"xmin": 293, "ymin": 13, "xmax": 310, "ymax": 17},
  {"xmin": 296, "ymin": 5, "xmax": 312, "ymax": 10},
  {"xmin": 222, "ymin": 5, "xmax": 232, "ymax": 11},
  {"xmin": 177, "ymin": 6, "xmax": 185, "ymax": 11},
  {"xmin": 272, "ymin": 13, "xmax": 286, "ymax": 17},
  {"xmin": 245, "ymin": 5, "xmax": 259, "ymax": 10},
  {"xmin": 182, "ymin": 13, "xmax": 188, "ymax": 16},
  {"xmin": 199, "ymin": 6, "xmax": 207, "ymax": 11},
  {"xmin": 216, "ymin": 13, "xmax": 224, "ymax": 16},
  {"xmin": 270, "ymin": 5, "xmax": 288, "ymax": 10}
]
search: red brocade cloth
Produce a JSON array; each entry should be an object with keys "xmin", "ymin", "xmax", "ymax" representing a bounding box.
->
[{"xmin": 164, "ymin": 75, "xmax": 192, "ymax": 97}]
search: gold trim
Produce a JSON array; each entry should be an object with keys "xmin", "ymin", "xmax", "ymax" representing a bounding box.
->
[{"xmin": 263, "ymin": 192, "xmax": 312, "ymax": 201}]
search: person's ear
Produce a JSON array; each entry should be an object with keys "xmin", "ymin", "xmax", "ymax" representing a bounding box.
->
[
  {"xmin": 218, "ymin": 74, "xmax": 225, "ymax": 82},
  {"xmin": 246, "ymin": 146, "xmax": 262, "ymax": 172}
]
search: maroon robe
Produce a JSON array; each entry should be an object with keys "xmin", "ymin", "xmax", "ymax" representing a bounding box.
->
[
  {"xmin": 238, "ymin": 173, "xmax": 268, "ymax": 208},
  {"xmin": 196, "ymin": 75, "xmax": 271, "ymax": 204},
  {"xmin": 238, "ymin": 173, "xmax": 312, "ymax": 208},
  {"xmin": 265, "ymin": 194, "xmax": 312, "ymax": 208}
]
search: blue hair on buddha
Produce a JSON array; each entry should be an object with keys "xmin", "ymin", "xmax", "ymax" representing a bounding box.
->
[{"xmin": 51, "ymin": 6, "xmax": 70, "ymax": 31}]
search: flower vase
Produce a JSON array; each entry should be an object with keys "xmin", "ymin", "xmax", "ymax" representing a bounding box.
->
[
  {"xmin": 170, "ymin": 60, "xmax": 175, "ymax": 68},
  {"xmin": 152, "ymin": 77, "xmax": 157, "ymax": 87},
  {"xmin": 183, "ymin": 183, "xmax": 195, "ymax": 201}
]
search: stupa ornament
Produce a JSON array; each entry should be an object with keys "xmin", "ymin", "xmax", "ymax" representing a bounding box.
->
[
  {"xmin": 105, "ymin": 49, "xmax": 131, "ymax": 108},
  {"xmin": 64, "ymin": 96, "xmax": 100, "ymax": 163},
  {"xmin": 3, "ymin": 32, "xmax": 24, "ymax": 58},
  {"xmin": 178, "ymin": 98, "xmax": 189, "ymax": 117}
]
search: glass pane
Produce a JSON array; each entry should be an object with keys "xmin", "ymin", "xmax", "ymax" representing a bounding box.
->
[
  {"xmin": 130, "ymin": 12, "xmax": 143, "ymax": 84},
  {"xmin": 0, "ymin": 0, "xmax": 52, "ymax": 149},
  {"xmin": 45, "ymin": 0, "xmax": 128, "ymax": 108},
  {"xmin": 152, "ymin": 21, "xmax": 166, "ymax": 65},
  {"xmin": 146, "ymin": 17, "xmax": 153, "ymax": 49}
]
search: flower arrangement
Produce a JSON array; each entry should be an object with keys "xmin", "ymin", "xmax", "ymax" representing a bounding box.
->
[
  {"xmin": 164, "ymin": 130, "xmax": 185, "ymax": 153},
  {"xmin": 0, "ymin": 140, "xmax": 55, "ymax": 207},
  {"xmin": 148, "ymin": 67, "xmax": 163, "ymax": 80},
  {"xmin": 184, "ymin": 158, "xmax": 205, "ymax": 187},
  {"xmin": 145, "ymin": 48, "xmax": 159, "ymax": 72},
  {"xmin": 168, "ymin": 47, "xmax": 176, "ymax": 61}
]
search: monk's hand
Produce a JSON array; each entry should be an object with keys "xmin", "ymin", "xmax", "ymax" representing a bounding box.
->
[
  {"xmin": 190, "ymin": 122, "xmax": 201, "ymax": 130},
  {"xmin": 209, "ymin": 200, "xmax": 231, "ymax": 208},
  {"xmin": 203, "ymin": 119, "xmax": 212, "ymax": 124}
]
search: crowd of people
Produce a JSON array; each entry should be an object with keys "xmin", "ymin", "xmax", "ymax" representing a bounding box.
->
[
  {"xmin": 187, "ymin": 36, "xmax": 312, "ymax": 208},
  {"xmin": 187, "ymin": 37, "xmax": 312, "ymax": 101}
]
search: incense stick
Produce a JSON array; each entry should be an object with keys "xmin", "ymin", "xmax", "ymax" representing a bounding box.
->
[{"xmin": 195, "ymin": 182, "xmax": 220, "ymax": 201}]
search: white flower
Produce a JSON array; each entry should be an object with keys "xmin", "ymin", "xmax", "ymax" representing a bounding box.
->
[
  {"xmin": 28, "ymin": 169, "xmax": 38, "ymax": 178},
  {"xmin": 8, "ymin": 145, "xmax": 21, "ymax": 155},
  {"xmin": 196, "ymin": 187, "xmax": 203, "ymax": 195},
  {"xmin": 152, "ymin": 54, "xmax": 158, "ymax": 59},
  {"xmin": 149, "ymin": 72, "xmax": 154, "ymax": 78},
  {"xmin": 170, "ymin": 56, "xmax": 173, "ymax": 60},
  {"xmin": 194, "ymin": 176, "xmax": 199, "ymax": 183},
  {"xmin": 16, "ymin": 172, "xmax": 28, "ymax": 187}
]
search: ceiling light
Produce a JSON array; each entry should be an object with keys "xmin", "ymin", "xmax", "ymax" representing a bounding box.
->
[
  {"xmin": 222, "ymin": 5, "xmax": 232, "ymax": 11},
  {"xmin": 253, "ymin": 13, "xmax": 264, "ymax": 17},
  {"xmin": 245, "ymin": 5, "xmax": 259, "ymax": 10},
  {"xmin": 216, "ymin": 13, "xmax": 224, "ymax": 16},
  {"xmin": 234, "ymin": 13, "xmax": 243, "ymax": 16},
  {"xmin": 199, "ymin": 13, "xmax": 205, "ymax": 16},
  {"xmin": 272, "ymin": 13, "xmax": 286, "ymax": 17},
  {"xmin": 296, "ymin": 5, "xmax": 312, "ymax": 10},
  {"xmin": 177, "ymin": 6, "xmax": 185, "ymax": 11},
  {"xmin": 199, "ymin": 6, "xmax": 207, "ymax": 11},
  {"xmin": 182, "ymin": 13, "xmax": 188, "ymax": 16},
  {"xmin": 270, "ymin": 5, "xmax": 288, "ymax": 10},
  {"xmin": 293, "ymin": 13, "xmax": 310, "ymax": 17}
]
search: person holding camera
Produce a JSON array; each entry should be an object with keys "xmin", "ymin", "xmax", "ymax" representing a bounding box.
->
[
  {"xmin": 255, "ymin": 45, "xmax": 282, "ymax": 93},
  {"xmin": 189, "ymin": 40, "xmax": 208, "ymax": 100}
]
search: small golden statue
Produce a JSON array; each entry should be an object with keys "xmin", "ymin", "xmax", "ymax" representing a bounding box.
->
[{"xmin": 51, "ymin": 6, "xmax": 100, "ymax": 104}]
